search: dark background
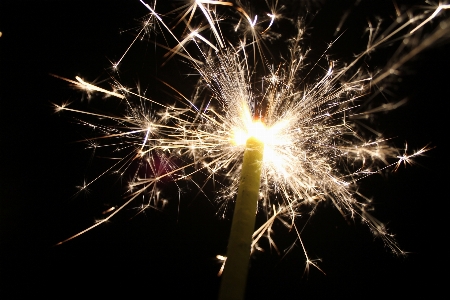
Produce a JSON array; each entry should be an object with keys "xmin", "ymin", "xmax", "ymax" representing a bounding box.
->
[{"xmin": 1, "ymin": 0, "xmax": 447, "ymax": 298}]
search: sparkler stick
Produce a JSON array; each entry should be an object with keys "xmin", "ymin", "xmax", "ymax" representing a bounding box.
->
[
  {"xmin": 218, "ymin": 135, "xmax": 264, "ymax": 300},
  {"xmin": 54, "ymin": 1, "xmax": 450, "ymax": 297}
]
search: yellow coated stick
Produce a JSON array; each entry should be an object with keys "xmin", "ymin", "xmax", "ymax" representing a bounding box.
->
[{"xmin": 218, "ymin": 136, "xmax": 264, "ymax": 300}]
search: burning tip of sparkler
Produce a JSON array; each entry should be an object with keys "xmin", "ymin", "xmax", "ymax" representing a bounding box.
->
[{"xmin": 231, "ymin": 119, "xmax": 269, "ymax": 146}]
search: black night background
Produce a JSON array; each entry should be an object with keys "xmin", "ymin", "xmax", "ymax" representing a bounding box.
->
[{"xmin": 1, "ymin": 0, "xmax": 447, "ymax": 298}]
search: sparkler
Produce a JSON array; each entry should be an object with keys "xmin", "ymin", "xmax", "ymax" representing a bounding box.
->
[{"xmin": 54, "ymin": 0, "xmax": 449, "ymax": 298}]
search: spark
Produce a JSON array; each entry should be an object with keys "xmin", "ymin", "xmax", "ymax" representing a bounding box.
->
[
  {"xmin": 394, "ymin": 144, "xmax": 433, "ymax": 171},
  {"xmin": 102, "ymin": 206, "xmax": 116, "ymax": 215},
  {"xmin": 114, "ymin": 13, "xmax": 156, "ymax": 70},
  {"xmin": 51, "ymin": 74, "xmax": 125, "ymax": 99},
  {"xmin": 74, "ymin": 76, "xmax": 126, "ymax": 99},
  {"xmin": 410, "ymin": 3, "xmax": 450, "ymax": 34},
  {"xmin": 76, "ymin": 179, "xmax": 91, "ymax": 195},
  {"xmin": 56, "ymin": 0, "xmax": 448, "ymax": 271},
  {"xmin": 216, "ymin": 254, "xmax": 227, "ymax": 276},
  {"xmin": 261, "ymin": 13, "xmax": 276, "ymax": 34}
]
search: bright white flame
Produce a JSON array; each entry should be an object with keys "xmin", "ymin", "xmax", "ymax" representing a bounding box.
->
[{"xmin": 232, "ymin": 121, "xmax": 266, "ymax": 144}]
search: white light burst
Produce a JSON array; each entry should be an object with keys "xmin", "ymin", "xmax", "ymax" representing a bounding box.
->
[{"xmin": 55, "ymin": 0, "xmax": 449, "ymax": 271}]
